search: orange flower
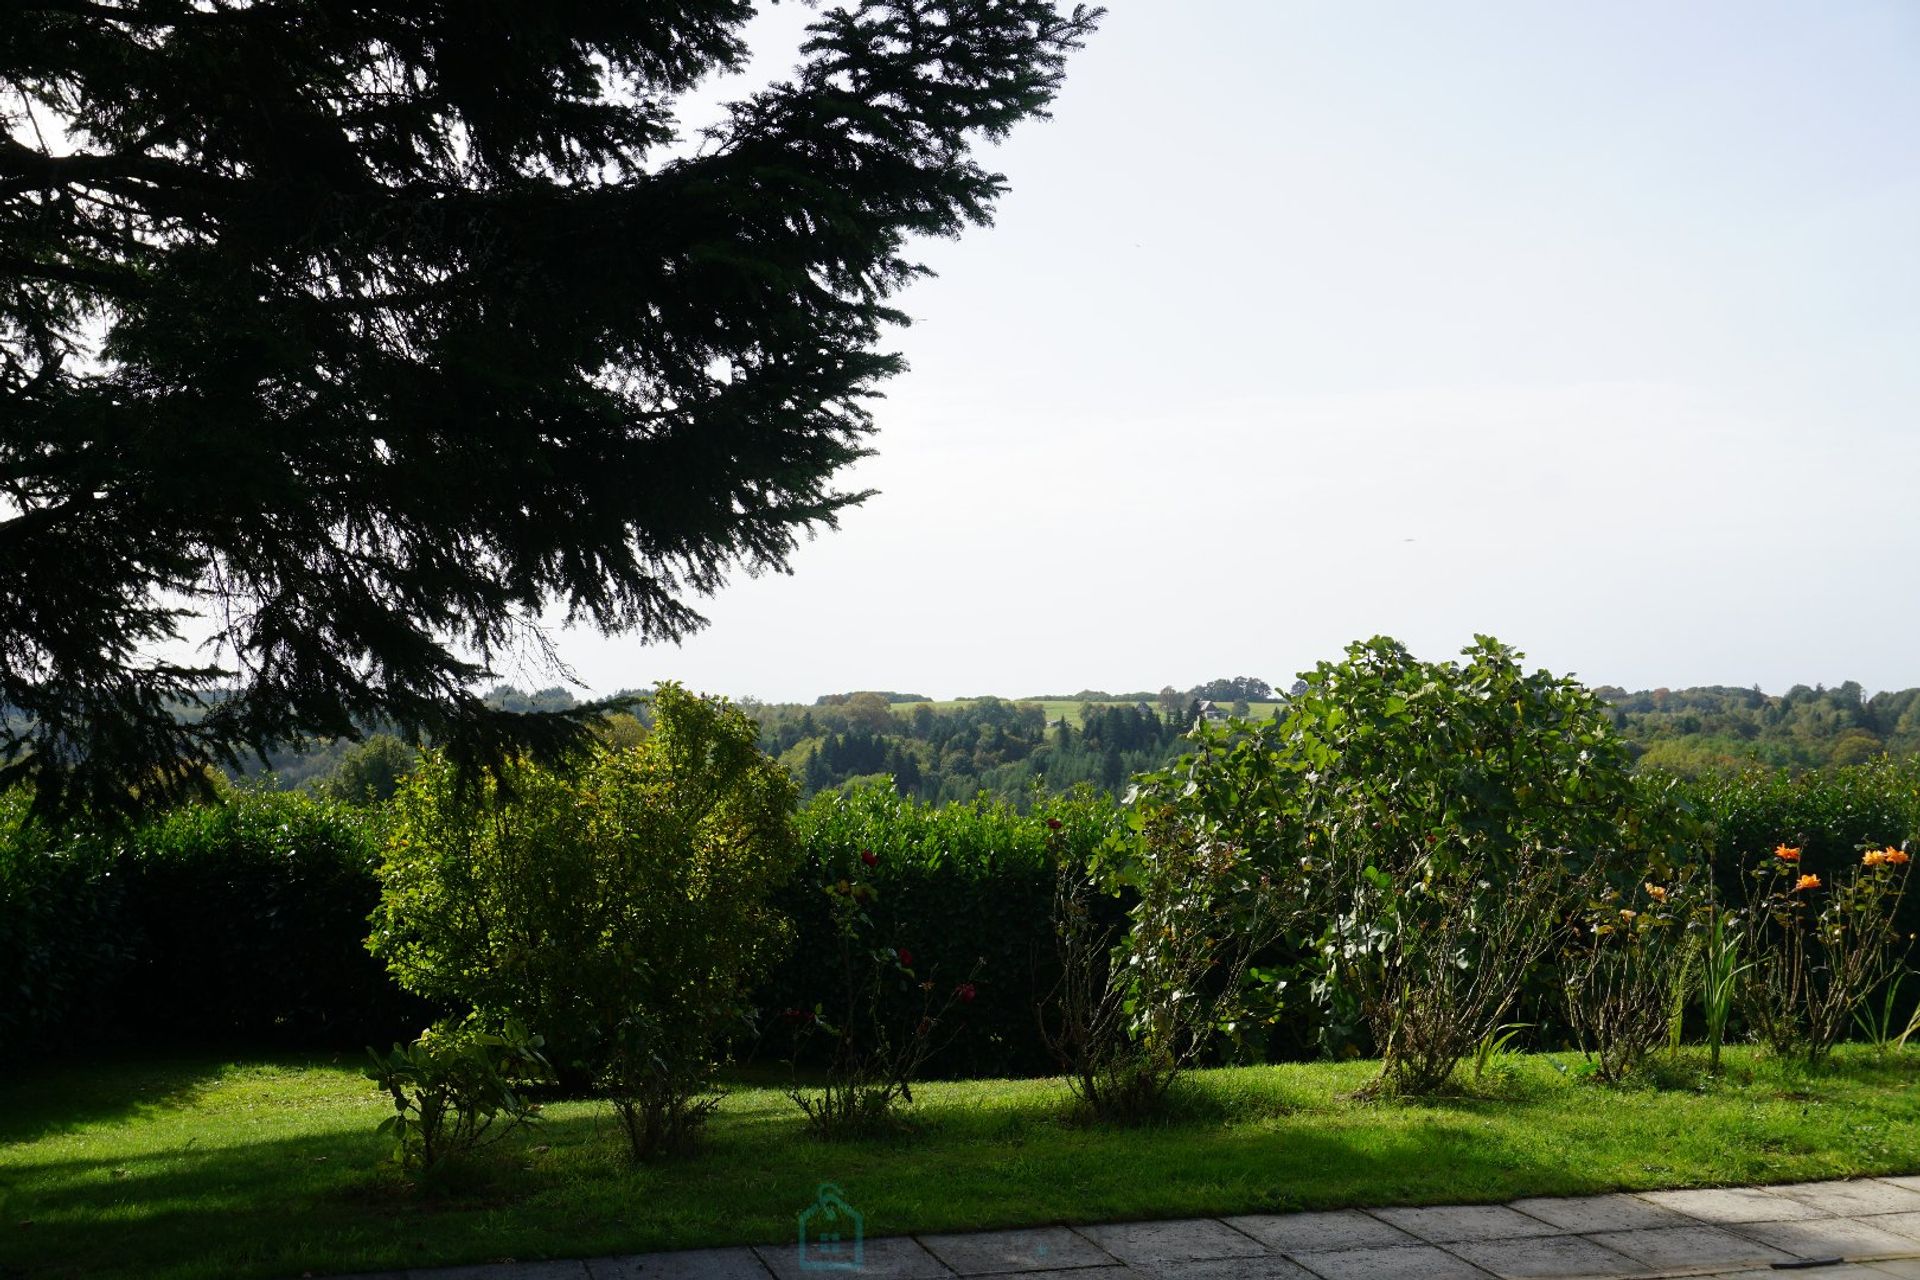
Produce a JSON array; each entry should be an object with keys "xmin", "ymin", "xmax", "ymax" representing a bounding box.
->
[
  {"xmin": 1864, "ymin": 849, "xmax": 1888, "ymax": 868},
  {"xmin": 1774, "ymin": 845, "xmax": 1802, "ymax": 862},
  {"xmin": 1884, "ymin": 847, "xmax": 1909, "ymax": 866},
  {"xmin": 1793, "ymin": 873, "xmax": 1822, "ymax": 892},
  {"xmin": 1644, "ymin": 884, "xmax": 1668, "ymax": 903}
]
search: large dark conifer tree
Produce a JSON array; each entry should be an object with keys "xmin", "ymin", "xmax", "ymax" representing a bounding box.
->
[{"xmin": 0, "ymin": 1, "xmax": 1100, "ymax": 814}]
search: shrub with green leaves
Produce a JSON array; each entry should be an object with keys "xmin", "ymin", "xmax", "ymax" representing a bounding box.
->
[
  {"xmin": 366, "ymin": 1017, "xmax": 551, "ymax": 1172},
  {"xmin": 1269, "ymin": 636, "xmax": 1659, "ymax": 1094},
  {"xmin": 371, "ymin": 684, "xmax": 798, "ymax": 1155},
  {"xmin": 1041, "ymin": 792, "xmax": 1293, "ymax": 1122}
]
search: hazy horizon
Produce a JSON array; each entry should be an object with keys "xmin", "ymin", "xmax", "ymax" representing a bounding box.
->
[{"xmin": 511, "ymin": 2, "xmax": 1919, "ymax": 706}]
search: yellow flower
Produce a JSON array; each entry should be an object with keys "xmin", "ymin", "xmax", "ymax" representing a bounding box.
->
[
  {"xmin": 1619, "ymin": 909, "xmax": 1638, "ymax": 922},
  {"xmin": 1864, "ymin": 849, "xmax": 1888, "ymax": 868},
  {"xmin": 1644, "ymin": 884, "xmax": 1668, "ymax": 903},
  {"xmin": 1793, "ymin": 873, "xmax": 1822, "ymax": 892},
  {"xmin": 1774, "ymin": 845, "xmax": 1801, "ymax": 863}
]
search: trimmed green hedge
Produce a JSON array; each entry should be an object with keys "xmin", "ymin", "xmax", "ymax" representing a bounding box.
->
[
  {"xmin": 1677, "ymin": 758, "xmax": 1920, "ymax": 1027},
  {"xmin": 0, "ymin": 790, "xmax": 125, "ymax": 1051},
  {"xmin": 114, "ymin": 793, "xmax": 428, "ymax": 1045},
  {"xmin": 1, "ymin": 789, "xmax": 429, "ymax": 1055},
  {"xmin": 755, "ymin": 784, "xmax": 1125, "ymax": 1079},
  {"xmin": 5, "ymin": 760, "xmax": 1915, "ymax": 1071}
]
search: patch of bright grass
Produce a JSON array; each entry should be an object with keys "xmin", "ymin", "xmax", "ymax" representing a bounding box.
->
[{"xmin": 2, "ymin": 1048, "xmax": 1917, "ymax": 1280}]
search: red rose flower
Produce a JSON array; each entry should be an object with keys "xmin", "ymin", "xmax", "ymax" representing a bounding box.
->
[
  {"xmin": 954, "ymin": 982, "xmax": 977, "ymax": 1004},
  {"xmin": 860, "ymin": 849, "xmax": 878, "ymax": 867},
  {"xmin": 896, "ymin": 947, "xmax": 914, "ymax": 967},
  {"xmin": 1046, "ymin": 818, "xmax": 1063, "ymax": 831}
]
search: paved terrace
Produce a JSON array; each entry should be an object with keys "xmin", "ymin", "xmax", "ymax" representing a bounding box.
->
[{"xmin": 335, "ymin": 1176, "xmax": 1920, "ymax": 1280}]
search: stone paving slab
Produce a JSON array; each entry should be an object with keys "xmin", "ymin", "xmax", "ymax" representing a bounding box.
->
[
  {"xmin": 1770, "ymin": 1179, "xmax": 1920, "ymax": 1217},
  {"xmin": 1504, "ymin": 1194, "xmax": 1689, "ymax": 1234},
  {"xmin": 1075, "ymin": 1220, "xmax": 1266, "ymax": 1266},
  {"xmin": 1222, "ymin": 1209, "xmax": 1419, "ymax": 1253},
  {"xmin": 332, "ymin": 1177, "xmax": 1920, "ymax": 1280},
  {"xmin": 1133, "ymin": 1255, "xmax": 1317, "ymax": 1280},
  {"xmin": 1732, "ymin": 1214, "xmax": 1920, "ymax": 1260},
  {"xmin": 973, "ymin": 1270, "xmax": 1140, "ymax": 1280},
  {"xmin": 586, "ymin": 1246, "xmax": 773, "ymax": 1280},
  {"xmin": 754, "ymin": 1237, "xmax": 952, "ymax": 1280},
  {"xmin": 1288, "ymin": 1243, "xmax": 1491, "ymax": 1279},
  {"xmin": 1633, "ymin": 1185, "xmax": 1824, "ymax": 1224},
  {"xmin": 918, "ymin": 1227, "xmax": 1114, "ymax": 1276},
  {"xmin": 1700, "ymin": 1269, "xmax": 1907, "ymax": 1280},
  {"xmin": 1582, "ymin": 1223, "xmax": 1792, "ymax": 1271},
  {"xmin": 411, "ymin": 1263, "xmax": 591, "ymax": 1280},
  {"xmin": 1446, "ymin": 1236, "xmax": 1643, "ymax": 1280},
  {"xmin": 1367, "ymin": 1205, "xmax": 1562, "ymax": 1244}
]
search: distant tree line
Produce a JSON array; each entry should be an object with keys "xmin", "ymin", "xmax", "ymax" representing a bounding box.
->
[
  {"xmin": 1599, "ymin": 682, "xmax": 1920, "ymax": 774},
  {"xmin": 236, "ymin": 677, "xmax": 1920, "ymax": 805},
  {"xmin": 755, "ymin": 693, "xmax": 1190, "ymax": 804}
]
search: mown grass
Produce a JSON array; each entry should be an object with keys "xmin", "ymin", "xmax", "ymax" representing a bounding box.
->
[{"xmin": 2, "ymin": 1048, "xmax": 1918, "ymax": 1280}]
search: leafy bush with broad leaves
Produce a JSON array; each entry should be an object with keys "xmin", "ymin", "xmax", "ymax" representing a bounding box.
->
[
  {"xmin": 1041, "ymin": 789, "xmax": 1295, "ymax": 1122},
  {"xmin": 371, "ymin": 683, "xmax": 798, "ymax": 1157},
  {"xmin": 1267, "ymin": 636, "xmax": 1662, "ymax": 1094},
  {"xmin": 366, "ymin": 1017, "xmax": 552, "ymax": 1173}
]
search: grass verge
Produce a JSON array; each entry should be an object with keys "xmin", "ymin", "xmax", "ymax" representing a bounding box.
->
[{"xmin": 2, "ymin": 1048, "xmax": 1918, "ymax": 1280}]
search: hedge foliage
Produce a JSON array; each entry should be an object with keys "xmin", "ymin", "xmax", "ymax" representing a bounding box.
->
[
  {"xmin": 1679, "ymin": 757, "xmax": 1920, "ymax": 968},
  {"xmin": 757, "ymin": 784, "xmax": 1125, "ymax": 1079},
  {"xmin": 4, "ymin": 756, "xmax": 1916, "ymax": 1071},
  {"xmin": 1, "ymin": 788, "xmax": 426, "ymax": 1054}
]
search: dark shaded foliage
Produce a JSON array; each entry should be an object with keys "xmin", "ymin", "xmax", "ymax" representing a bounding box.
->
[{"xmin": 0, "ymin": 1, "xmax": 1100, "ymax": 818}]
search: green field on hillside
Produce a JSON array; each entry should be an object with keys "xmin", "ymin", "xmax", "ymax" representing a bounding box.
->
[{"xmin": 890, "ymin": 698, "xmax": 1286, "ymax": 727}]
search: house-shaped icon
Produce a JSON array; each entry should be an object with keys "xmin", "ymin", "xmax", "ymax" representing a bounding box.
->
[{"xmin": 797, "ymin": 1183, "xmax": 864, "ymax": 1271}]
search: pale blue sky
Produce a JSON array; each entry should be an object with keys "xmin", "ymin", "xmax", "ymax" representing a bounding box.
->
[{"xmin": 546, "ymin": 1, "xmax": 1920, "ymax": 701}]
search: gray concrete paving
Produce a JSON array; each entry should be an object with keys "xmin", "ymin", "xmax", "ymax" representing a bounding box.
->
[{"xmin": 390, "ymin": 1175, "xmax": 1920, "ymax": 1280}]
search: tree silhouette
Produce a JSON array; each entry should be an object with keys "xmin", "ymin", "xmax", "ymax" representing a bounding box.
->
[{"xmin": 0, "ymin": 1, "xmax": 1101, "ymax": 815}]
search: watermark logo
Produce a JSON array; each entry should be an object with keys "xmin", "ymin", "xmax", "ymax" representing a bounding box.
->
[{"xmin": 797, "ymin": 1182, "xmax": 864, "ymax": 1271}]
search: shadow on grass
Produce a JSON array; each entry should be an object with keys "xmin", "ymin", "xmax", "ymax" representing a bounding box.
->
[
  {"xmin": 0, "ymin": 1054, "xmax": 248, "ymax": 1145},
  {"xmin": 0, "ymin": 1095, "xmax": 1585, "ymax": 1280}
]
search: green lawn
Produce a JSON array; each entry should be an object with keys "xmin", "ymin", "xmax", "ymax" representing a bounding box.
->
[{"xmin": 4, "ymin": 1049, "xmax": 1919, "ymax": 1280}]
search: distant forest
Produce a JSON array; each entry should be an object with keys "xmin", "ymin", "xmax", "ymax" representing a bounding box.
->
[{"xmin": 246, "ymin": 675, "xmax": 1920, "ymax": 808}]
